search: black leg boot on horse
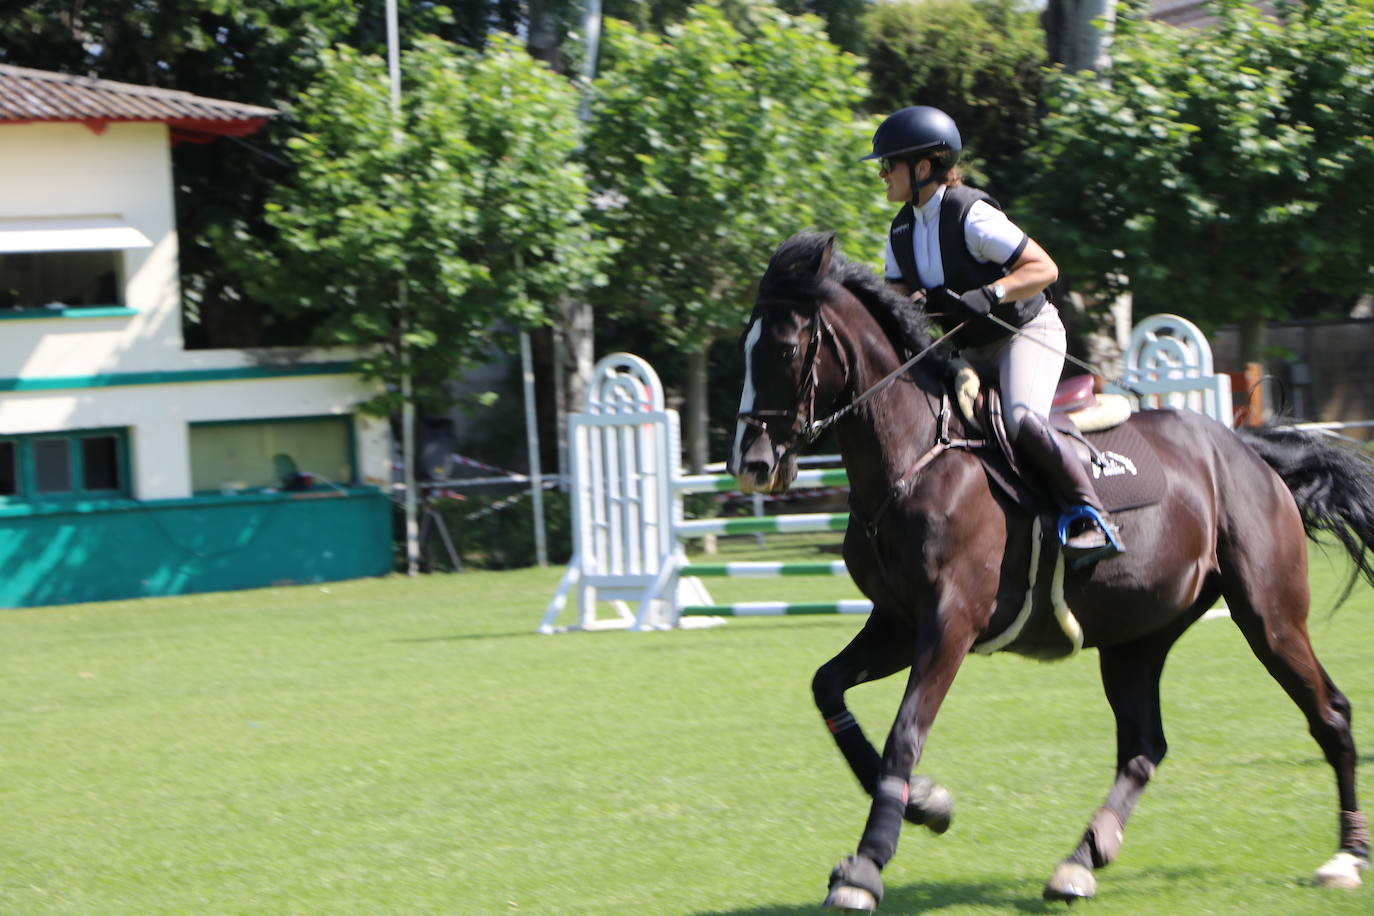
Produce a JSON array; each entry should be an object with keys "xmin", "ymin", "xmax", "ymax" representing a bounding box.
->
[{"xmin": 1015, "ymin": 412, "xmax": 1124, "ymax": 567}]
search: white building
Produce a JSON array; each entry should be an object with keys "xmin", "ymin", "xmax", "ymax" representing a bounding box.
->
[{"xmin": 0, "ymin": 64, "xmax": 393, "ymax": 608}]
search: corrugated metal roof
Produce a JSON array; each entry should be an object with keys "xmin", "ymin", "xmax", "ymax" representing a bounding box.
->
[
  {"xmin": 0, "ymin": 63, "xmax": 277, "ymax": 136},
  {"xmin": 1152, "ymin": 1, "xmax": 1215, "ymax": 26},
  {"xmin": 1151, "ymin": 0, "xmax": 1275, "ymax": 28}
]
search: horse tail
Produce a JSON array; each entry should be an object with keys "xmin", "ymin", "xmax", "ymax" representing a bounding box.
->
[{"xmin": 1235, "ymin": 425, "xmax": 1374, "ymax": 602}]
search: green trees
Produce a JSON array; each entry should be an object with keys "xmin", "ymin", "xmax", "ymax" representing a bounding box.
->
[
  {"xmin": 583, "ymin": 2, "xmax": 885, "ymax": 468},
  {"xmin": 238, "ymin": 35, "xmax": 608, "ymax": 414},
  {"xmin": 1026, "ymin": 0, "xmax": 1374, "ymax": 356},
  {"xmin": 863, "ymin": 0, "xmax": 1047, "ymax": 196},
  {"xmin": 0, "ymin": 0, "xmax": 517, "ymax": 347},
  {"xmin": 7, "ymin": 0, "xmax": 1372, "ymax": 466}
]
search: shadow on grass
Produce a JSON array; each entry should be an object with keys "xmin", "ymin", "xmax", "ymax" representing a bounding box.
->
[
  {"xmin": 689, "ymin": 877, "xmax": 1053, "ymax": 916},
  {"xmin": 1229, "ymin": 751, "xmax": 1374, "ymax": 769},
  {"xmin": 391, "ymin": 616, "xmax": 863, "ymax": 644},
  {"xmin": 390, "ymin": 630, "xmax": 545, "ymax": 643},
  {"xmin": 689, "ymin": 864, "xmax": 1218, "ymax": 916}
]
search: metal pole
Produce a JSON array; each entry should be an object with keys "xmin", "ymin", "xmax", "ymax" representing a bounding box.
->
[
  {"xmin": 386, "ymin": 0, "xmax": 419, "ymax": 575},
  {"xmin": 578, "ymin": 0, "xmax": 603, "ymax": 122},
  {"xmin": 401, "ymin": 307, "xmax": 419, "ymax": 576},
  {"xmin": 386, "ymin": 0, "xmax": 401, "ymax": 102},
  {"xmin": 553, "ymin": 0, "xmax": 604, "ymax": 492},
  {"xmin": 521, "ymin": 331, "xmax": 549, "ymax": 567}
]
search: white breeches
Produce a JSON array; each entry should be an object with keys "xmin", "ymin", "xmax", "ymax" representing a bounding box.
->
[{"xmin": 963, "ymin": 304, "xmax": 1067, "ymax": 442}]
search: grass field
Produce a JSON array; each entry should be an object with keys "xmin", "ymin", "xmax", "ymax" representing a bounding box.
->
[{"xmin": 3, "ymin": 533, "xmax": 1373, "ymax": 915}]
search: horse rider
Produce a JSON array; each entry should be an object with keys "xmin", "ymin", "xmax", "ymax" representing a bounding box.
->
[{"xmin": 864, "ymin": 104, "xmax": 1123, "ymax": 563}]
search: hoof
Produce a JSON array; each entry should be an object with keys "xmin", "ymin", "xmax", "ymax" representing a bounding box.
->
[
  {"xmin": 825, "ymin": 854, "xmax": 883, "ymax": 912},
  {"xmin": 822, "ymin": 884, "xmax": 878, "ymax": 913},
  {"xmin": 1043, "ymin": 861, "xmax": 1096, "ymax": 903},
  {"xmin": 904, "ymin": 775, "xmax": 953, "ymax": 834},
  {"xmin": 1315, "ymin": 851, "xmax": 1368, "ymax": 889}
]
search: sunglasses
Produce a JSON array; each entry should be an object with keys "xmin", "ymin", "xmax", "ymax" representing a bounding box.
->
[{"xmin": 879, "ymin": 157, "xmax": 907, "ymax": 173}]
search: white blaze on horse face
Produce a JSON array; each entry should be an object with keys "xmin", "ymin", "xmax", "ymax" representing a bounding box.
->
[{"xmin": 731, "ymin": 318, "xmax": 764, "ymax": 477}]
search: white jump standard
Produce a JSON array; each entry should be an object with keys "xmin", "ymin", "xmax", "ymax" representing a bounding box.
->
[{"xmin": 540, "ymin": 354, "xmax": 867, "ymax": 632}]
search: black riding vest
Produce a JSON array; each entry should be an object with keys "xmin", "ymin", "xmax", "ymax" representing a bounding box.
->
[{"xmin": 887, "ymin": 184, "xmax": 1046, "ymax": 349}]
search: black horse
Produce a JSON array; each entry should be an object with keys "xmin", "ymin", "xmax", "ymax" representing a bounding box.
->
[{"xmin": 727, "ymin": 232, "xmax": 1374, "ymax": 910}]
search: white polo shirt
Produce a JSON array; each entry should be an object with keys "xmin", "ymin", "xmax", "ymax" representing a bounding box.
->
[{"xmin": 883, "ymin": 185, "xmax": 1028, "ymax": 290}]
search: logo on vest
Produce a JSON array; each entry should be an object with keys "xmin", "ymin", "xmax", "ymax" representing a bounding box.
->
[
  {"xmin": 893, "ymin": 223, "xmax": 911, "ymax": 235},
  {"xmin": 1092, "ymin": 450, "xmax": 1138, "ymax": 480}
]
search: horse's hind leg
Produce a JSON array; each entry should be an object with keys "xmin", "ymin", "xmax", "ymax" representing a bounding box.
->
[
  {"xmin": 812, "ymin": 609, "xmax": 953, "ymax": 833},
  {"xmin": 1044, "ymin": 630, "xmax": 1180, "ymax": 902},
  {"xmin": 1225, "ymin": 576, "xmax": 1370, "ymax": 887}
]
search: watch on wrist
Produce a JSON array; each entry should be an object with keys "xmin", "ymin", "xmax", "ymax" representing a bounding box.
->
[{"xmin": 990, "ymin": 283, "xmax": 1007, "ymax": 303}]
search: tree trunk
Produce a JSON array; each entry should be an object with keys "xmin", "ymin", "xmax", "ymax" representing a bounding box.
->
[
  {"xmin": 1042, "ymin": 0, "xmax": 1116, "ymax": 73},
  {"xmin": 526, "ymin": 0, "xmax": 560, "ymax": 68},
  {"xmin": 1044, "ymin": 1, "xmax": 1124, "ymax": 369},
  {"xmin": 557, "ymin": 297, "xmax": 595, "ymax": 482},
  {"xmin": 1059, "ymin": 287, "xmax": 1131, "ymax": 380},
  {"xmin": 530, "ymin": 325, "xmax": 562, "ymax": 474},
  {"xmin": 685, "ymin": 345, "xmax": 716, "ymax": 554},
  {"xmin": 685, "ymin": 346, "xmax": 710, "ymax": 474}
]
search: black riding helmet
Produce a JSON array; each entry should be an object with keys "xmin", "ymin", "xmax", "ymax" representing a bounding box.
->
[{"xmin": 861, "ymin": 106, "xmax": 962, "ymax": 183}]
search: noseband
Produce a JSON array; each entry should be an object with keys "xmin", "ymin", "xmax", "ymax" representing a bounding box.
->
[{"xmin": 736, "ymin": 301, "xmax": 850, "ymax": 448}]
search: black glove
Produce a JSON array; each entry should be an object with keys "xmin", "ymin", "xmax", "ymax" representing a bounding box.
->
[
  {"xmin": 927, "ymin": 285, "xmax": 995, "ymax": 323},
  {"xmin": 954, "ymin": 286, "xmax": 997, "ymax": 320}
]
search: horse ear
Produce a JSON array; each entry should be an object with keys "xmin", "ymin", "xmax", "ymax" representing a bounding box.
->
[{"xmin": 816, "ymin": 234, "xmax": 836, "ymax": 280}]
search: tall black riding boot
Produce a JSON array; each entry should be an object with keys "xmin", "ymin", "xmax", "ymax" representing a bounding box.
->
[{"xmin": 1014, "ymin": 412, "xmax": 1123, "ymax": 564}]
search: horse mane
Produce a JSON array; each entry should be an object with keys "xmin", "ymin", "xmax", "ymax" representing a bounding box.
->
[{"xmin": 759, "ymin": 232, "xmax": 945, "ymax": 368}]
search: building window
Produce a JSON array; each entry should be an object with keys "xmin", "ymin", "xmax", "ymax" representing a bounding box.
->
[
  {"xmin": 0, "ymin": 250, "xmax": 122, "ymax": 311},
  {"xmin": 0, "ymin": 429, "xmax": 129, "ymax": 502},
  {"xmin": 0, "ymin": 440, "xmax": 16, "ymax": 495},
  {"xmin": 190, "ymin": 416, "xmax": 354, "ymax": 493},
  {"xmin": 33, "ymin": 438, "xmax": 72, "ymax": 493},
  {"xmin": 83, "ymin": 435, "xmax": 121, "ymax": 490}
]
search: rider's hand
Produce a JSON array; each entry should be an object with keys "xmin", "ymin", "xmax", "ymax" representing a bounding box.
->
[
  {"xmin": 927, "ymin": 285, "xmax": 991, "ymax": 323},
  {"xmin": 954, "ymin": 286, "xmax": 997, "ymax": 320},
  {"xmin": 925, "ymin": 285, "xmax": 955, "ymax": 311}
]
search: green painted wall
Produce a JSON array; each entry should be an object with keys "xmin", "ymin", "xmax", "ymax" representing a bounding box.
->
[{"xmin": 0, "ymin": 488, "xmax": 393, "ymax": 608}]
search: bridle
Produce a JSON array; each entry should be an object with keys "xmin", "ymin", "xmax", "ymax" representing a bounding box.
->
[
  {"xmin": 737, "ymin": 297, "xmax": 965, "ymax": 454},
  {"xmin": 735, "ymin": 300, "xmax": 849, "ymax": 451}
]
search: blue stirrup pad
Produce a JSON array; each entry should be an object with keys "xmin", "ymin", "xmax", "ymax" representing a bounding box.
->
[{"xmin": 1057, "ymin": 505, "xmax": 1124, "ymax": 552}]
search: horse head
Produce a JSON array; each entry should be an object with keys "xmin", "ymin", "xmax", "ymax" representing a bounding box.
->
[{"xmin": 729, "ymin": 233, "xmax": 851, "ymax": 494}]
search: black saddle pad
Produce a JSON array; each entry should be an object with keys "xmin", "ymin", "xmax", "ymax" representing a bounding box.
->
[
  {"xmin": 968, "ymin": 382, "xmax": 1165, "ymax": 516},
  {"xmin": 1077, "ymin": 420, "xmax": 1166, "ymax": 513}
]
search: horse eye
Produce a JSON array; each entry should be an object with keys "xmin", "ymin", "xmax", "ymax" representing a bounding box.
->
[{"xmin": 781, "ymin": 345, "xmax": 799, "ymax": 361}]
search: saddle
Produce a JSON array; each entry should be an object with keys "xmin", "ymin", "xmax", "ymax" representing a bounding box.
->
[{"xmin": 952, "ymin": 366, "xmax": 1165, "ymax": 516}]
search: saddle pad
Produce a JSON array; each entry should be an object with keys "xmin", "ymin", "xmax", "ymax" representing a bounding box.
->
[
  {"xmin": 954, "ymin": 374, "xmax": 1166, "ymax": 516},
  {"xmin": 1079, "ymin": 420, "xmax": 1166, "ymax": 513}
]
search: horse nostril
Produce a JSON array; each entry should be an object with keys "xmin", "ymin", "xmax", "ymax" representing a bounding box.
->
[{"xmin": 743, "ymin": 460, "xmax": 773, "ymax": 480}]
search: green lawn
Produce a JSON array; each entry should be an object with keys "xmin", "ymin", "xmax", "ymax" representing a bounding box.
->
[{"xmin": 2, "ymin": 534, "xmax": 1372, "ymax": 915}]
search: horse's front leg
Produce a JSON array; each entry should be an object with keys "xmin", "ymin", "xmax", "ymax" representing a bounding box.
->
[
  {"xmin": 823, "ymin": 616, "xmax": 976, "ymax": 912},
  {"xmin": 812, "ymin": 609, "xmax": 954, "ymax": 833}
]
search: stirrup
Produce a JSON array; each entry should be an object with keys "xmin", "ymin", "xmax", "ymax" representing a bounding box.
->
[{"xmin": 1057, "ymin": 505, "xmax": 1124, "ymax": 567}]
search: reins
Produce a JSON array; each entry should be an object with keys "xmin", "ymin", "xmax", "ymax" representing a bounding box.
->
[
  {"xmin": 736, "ymin": 306, "xmax": 968, "ymax": 466},
  {"xmin": 737, "ymin": 300, "xmax": 989, "ymax": 554},
  {"xmin": 856, "ymin": 390, "xmax": 988, "ymax": 539},
  {"xmin": 981, "ymin": 312, "xmax": 1149, "ymax": 399},
  {"xmin": 805, "ymin": 320, "xmax": 967, "ymax": 444}
]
